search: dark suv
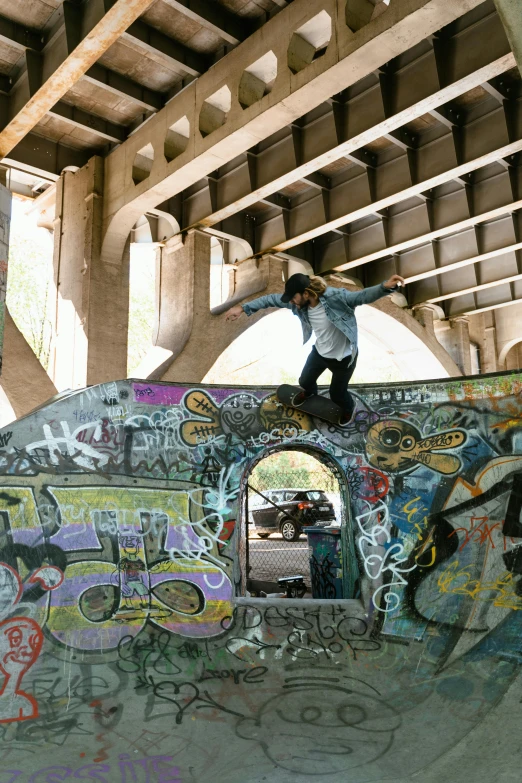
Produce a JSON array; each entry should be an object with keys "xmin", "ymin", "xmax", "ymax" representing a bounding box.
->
[{"xmin": 249, "ymin": 488, "xmax": 336, "ymax": 541}]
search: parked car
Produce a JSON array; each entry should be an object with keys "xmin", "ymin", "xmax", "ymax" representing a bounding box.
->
[{"xmin": 249, "ymin": 488, "xmax": 336, "ymax": 541}]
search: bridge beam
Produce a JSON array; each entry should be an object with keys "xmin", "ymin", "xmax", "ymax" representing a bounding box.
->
[
  {"xmin": 0, "ymin": 0, "xmax": 157, "ymax": 159},
  {"xmin": 100, "ymin": 0, "xmax": 486, "ymax": 267},
  {"xmin": 494, "ymin": 0, "xmax": 522, "ymax": 78}
]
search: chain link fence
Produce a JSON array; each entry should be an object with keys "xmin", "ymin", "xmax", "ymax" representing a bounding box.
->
[{"xmin": 246, "ymin": 453, "xmax": 344, "ymax": 595}]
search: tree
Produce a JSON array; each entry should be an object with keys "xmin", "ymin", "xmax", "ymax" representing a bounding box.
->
[{"xmin": 6, "ymin": 203, "xmax": 53, "ymax": 371}]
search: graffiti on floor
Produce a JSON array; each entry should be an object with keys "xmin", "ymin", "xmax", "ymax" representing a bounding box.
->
[
  {"xmin": 0, "ymin": 375, "xmax": 519, "ymax": 777},
  {"xmin": 0, "ymin": 756, "xmax": 182, "ymax": 782}
]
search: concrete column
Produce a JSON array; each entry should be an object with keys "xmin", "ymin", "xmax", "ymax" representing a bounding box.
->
[
  {"xmin": 160, "ymin": 253, "xmax": 287, "ymax": 383},
  {"xmin": 51, "ymin": 157, "xmax": 129, "ymax": 390},
  {"xmin": 450, "ymin": 316, "xmax": 472, "ymax": 376},
  {"xmin": 133, "ymin": 230, "xmax": 210, "ymax": 380},
  {"xmin": 134, "ymin": 237, "xmax": 291, "ymax": 383},
  {"xmin": 493, "ymin": 301, "xmax": 522, "ymax": 367},
  {"xmin": 482, "ymin": 325, "xmax": 498, "ymax": 374},
  {"xmin": 1, "ymin": 308, "xmax": 57, "ymax": 419},
  {"xmin": 413, "ymin": 304, "xmax": 436, "ymax": 337},
  {"xmin": 494, "ymin": 0, "xmax": 522, "ymax": 78}
]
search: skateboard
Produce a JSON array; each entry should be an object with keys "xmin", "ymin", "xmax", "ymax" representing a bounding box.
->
[{"xmin": 276, "ymin": 384, "xmax": 343, "ymax": 426}]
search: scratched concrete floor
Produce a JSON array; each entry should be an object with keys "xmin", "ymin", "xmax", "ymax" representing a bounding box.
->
[{"xmin": 206, "ymin": 669, "xmax": 522, "ymax": 783}]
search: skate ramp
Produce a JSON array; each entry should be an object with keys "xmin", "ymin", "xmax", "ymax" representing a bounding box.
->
[{"xmin": 0, "ymin": 374, "xmax": 520, "ymax": 781}]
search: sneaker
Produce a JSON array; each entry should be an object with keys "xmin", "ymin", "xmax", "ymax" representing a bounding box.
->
[
  {"xmin": 292, "ymin": 390, "xmax": 312, "ymax": 407},
  {"xmin": 338, "ymin": 409, "xmax": 355, "ymax": 427}
]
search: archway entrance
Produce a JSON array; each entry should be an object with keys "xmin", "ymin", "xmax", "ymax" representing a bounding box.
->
[
  {"xmin": 243, "ymin": 448, "xmax": 355, "ymax": 599},
  {"xmin": 502, "ymin": 340, "xmax": 522, "ymax": 371}
]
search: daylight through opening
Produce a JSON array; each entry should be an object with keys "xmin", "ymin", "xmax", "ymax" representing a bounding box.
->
[{"xmin": 245, "ymin": 448, "xmax": 348, "ymax": 599}]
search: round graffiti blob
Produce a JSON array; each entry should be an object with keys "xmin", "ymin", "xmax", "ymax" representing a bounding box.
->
[{"xmin": 236, "ymin": 678, "xmax": 401, "ymax": 775}]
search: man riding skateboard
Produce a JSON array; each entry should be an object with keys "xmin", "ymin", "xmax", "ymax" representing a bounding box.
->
[{"xmin": 225, "ymin": 273, "xmax": 405, "ymax": 425}]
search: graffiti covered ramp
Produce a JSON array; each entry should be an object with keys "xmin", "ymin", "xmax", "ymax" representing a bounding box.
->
[{"xmin": 0, "ymin": 375, "xmax": 520, "ymax": 782}]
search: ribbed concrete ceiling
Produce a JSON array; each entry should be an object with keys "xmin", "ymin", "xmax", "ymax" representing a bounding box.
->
[
  {"xmin": 1, "ymin": 0, "xmax": 522, "ymax": 321},
  {"xmin": 0, "ymin": 0, "xmax": 283, "ymax": 157}
]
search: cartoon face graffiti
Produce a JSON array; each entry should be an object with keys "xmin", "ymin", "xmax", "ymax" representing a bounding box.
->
[
  {"xmin": 181, "ymin": 389, "xmax": 262, "ymax": 444},
  {"xmin": 120, "ymin": 535, "xmax": 140, "ymax": 555},
  {"xmin": 0, "ymin": 617, "xmax": 43, "ymax": 723},
  {"xmin": 118, "ymin": 533, "xmax": 149, "ymax": 611},
  {"xmin": 0, "ymin": 620, "xmax": 42, "ymax": 674},
  {"xmin": 366, "ymin": 419, "xmax": 466, "ymax": 474},
  {"xmin": 220, "ymin": 394, "xmax": 260, "ymax": 438},
  {"xmin": 180, "ymin": 388, "xmax": 313, "ymax": 445},
  {"xmin": 236, "ymin": 679, "xmax": 401, "ymax": 775}
]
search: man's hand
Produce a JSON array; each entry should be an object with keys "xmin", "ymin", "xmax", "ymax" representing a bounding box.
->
[
  {"xmin": 384, "ymin": 274, "xmax": 405, "ymax": 290},
  {"xmin": 225, "ymin": 304, "xmax": 244, "ymax": 321}
]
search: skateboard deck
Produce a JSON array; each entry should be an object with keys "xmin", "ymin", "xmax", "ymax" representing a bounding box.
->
[{"xmin": 276, "ymin": 384, "xmax": 343, "ymax": 425}]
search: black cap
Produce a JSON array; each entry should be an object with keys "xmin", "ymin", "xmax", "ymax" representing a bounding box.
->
[{"xmin": 281, "ymin": 273, "xmax": 310, "ymax": 303}]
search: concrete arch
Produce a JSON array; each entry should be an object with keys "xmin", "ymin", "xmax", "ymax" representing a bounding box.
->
[
  {"xmin": 203, "ymin": 298, "xmax": 460, "ymax": 385},
  {"xmin": 155, "ymin": 252, "xmax": 286, "ymax": 382},
  {"xmin": 155, "ymin": 267, "xmax": 461, "ymax": 384},
  {"xmin": 242, "ymin": 442, "xmax": 355, "ymax": 595},
  {"xmin": 361, "ymin": 297, "xmax": 462, "ymax": 380},
  {"xmin": 499, "ymin": 338, "xmax": 522, "ymax": 368}
]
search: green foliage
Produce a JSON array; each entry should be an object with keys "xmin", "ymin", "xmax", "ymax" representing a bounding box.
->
[
  {"xmin": 127, "ymin": 245, "xmax": 156, "ymax": 376},
  {"xmin": 250, "ymin": 449, "xmax": 339, "ymax": 493},
  {"xmin": 6, "ymin": 203, "xmax": 53, "ymax": 370},
  {"xmin": 6, "ymin": 206, "xmax": 157, "ymax": 378}
]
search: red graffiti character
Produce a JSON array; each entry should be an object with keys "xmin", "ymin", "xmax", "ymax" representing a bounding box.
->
[
  {"xmin": 359, "ymin": 467, "xmax": 389, "ymax": 502},
  {"xmin": 0, "ymin": 617, "xmax": 43, "ymax": 723}
]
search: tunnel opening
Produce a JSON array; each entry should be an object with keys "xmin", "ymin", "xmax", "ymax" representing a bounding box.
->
[{"xmin": 241, "ymin": 446, "xmax": 357, "ymax": 600}]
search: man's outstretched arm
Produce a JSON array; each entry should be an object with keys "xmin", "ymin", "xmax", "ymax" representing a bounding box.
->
[
  {"xmin": 225, "ymin": 294, "xmax": 291, "ymax": 321},
  {"xmin": 342, "ymin": 275, "xmax": 405, "ymax": 308}
]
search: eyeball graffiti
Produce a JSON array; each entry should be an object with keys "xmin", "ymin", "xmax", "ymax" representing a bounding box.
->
[
  {"xmin": 180, "ymin": 389, "xmax": 265, "ymax": 444},
  {"xmin": 365, "ymin": 419, "xmax": 466, "ymax": 474}
]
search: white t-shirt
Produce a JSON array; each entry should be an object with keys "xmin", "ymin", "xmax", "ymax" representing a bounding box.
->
[{"xmin": 307, "ymin": 301, "xmax": 352, "ymax": 360}]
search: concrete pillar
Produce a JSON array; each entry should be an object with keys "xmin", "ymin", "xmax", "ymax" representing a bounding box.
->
[
  {"xmin": 493, "ymin": 302, "xmax": 522, "ymax": 367},
  {"xmin": 504, "ymin": 342, "xmax": 522, "ymax": 370},
  {"xmin": 483, "ymin": 325, "xmax": 498, "ymax": 373},
  {"xmin": 160, "ymin": 253, "xmax": 287, "ymax": 383},
  {"xmin": 413, "ymin": 304, "xmax": 436, "ymax": 337},
  {"xmin": 450, "ymin": 316, "xmax": 472, "ymax": 376},
  {"xmin": 132, "ymin": 236, "xmax": 292, "ymax": 383},
  {"xmin": 494, "ymin": 0, "xmax": 522, "ymax": 78},
  {"xmin": 434, "ymin": 317, "xmax": 472, "ymax": 376},
  {"xmin": 51, "ymin": 157, "xmax": 129, "ymax": 391},
  {"xmin": 133, "ymin": 230, "xmax": 211, "ymax": 380},
  {"xmin": 1, "ymin": 308, "xmax": 57, "ymax": 418}
]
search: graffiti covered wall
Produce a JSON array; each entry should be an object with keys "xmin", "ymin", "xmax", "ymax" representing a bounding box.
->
[
  {"xmin": 0, "ymin": 183, "xmax": 10, "ymax": 374},
  {"xmin": 0, "ymin": 375, "xmax": 520, "ymax": 781}
]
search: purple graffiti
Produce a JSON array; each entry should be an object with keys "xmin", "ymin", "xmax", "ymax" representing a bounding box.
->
[{"xmin": 2, "ymin": 755, "xmax": 181, "ymax": 782}]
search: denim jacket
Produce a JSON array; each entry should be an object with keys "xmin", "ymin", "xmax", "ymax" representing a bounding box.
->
[{"xmin": 241, "ymin": 283, "xmax": 393, "ymax": 354}]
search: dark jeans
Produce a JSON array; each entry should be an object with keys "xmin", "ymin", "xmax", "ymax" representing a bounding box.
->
[{"xmin": 299, "ymin": 346, "xmax": 358, "ymax": 416}]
